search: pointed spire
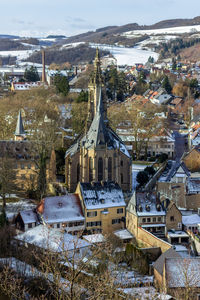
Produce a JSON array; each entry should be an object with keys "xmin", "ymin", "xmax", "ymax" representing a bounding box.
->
[{"xmin": 15, "ymin": 110, "xmax": 25, "ymax": 137}]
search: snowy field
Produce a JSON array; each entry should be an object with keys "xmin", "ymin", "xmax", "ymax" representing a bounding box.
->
[
  {"xmin": 132, "ymin": 164, "xmax": 149, "ymax": 191},
  {"xmin": 0, "ymin": 49, "xmax": 38, "ymax": 62},
  {"xmin": 123, "ymin": 24, "xmax": 200, "ymax": 37},
  {"xmin": 90, "ymin": 43, "xmax": 159, "ymax": 65}
]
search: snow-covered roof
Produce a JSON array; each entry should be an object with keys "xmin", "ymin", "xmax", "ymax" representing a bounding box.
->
[
  {"xmin": 166, "ymin": 258, "xmax": 200, "ymax": 288},
  {"xmin": 187, "ymin": 178, "xmax": 200, "ymax": 194},
  {"xmin": 80, "ymin": 182, "xmax": 125, "ymax": 209},
  {"xmin": 20, "ymin": 209, "xmax": 37, "ymax": 224},
  {"xmin": 37, "ymin": 194, "xmax": 84, "ymax": 224},
  {"xmin": 15, "ymin": 225, "xmax": 63, "ymax": 252},
  {"xmin": 15, "ymin": 225, "xmax": 90, "ymax": 253},
  {"xmin": 167, "ymin": 231, "xmax": 189, "ymax": 238},
  {"xmin": 182, "ymin": 214, "xmax": 200, "ymax": 225},
  {"xmin": 114, "ymin": 229, "xmax": 134, "ymax": 240},
  {"xmin": 135, "ymin": 192, "xmax": 166, "ymax": 217},
  {"xmin": 82, "ymin": 234, "xmax": 105, "ymax": 244}
]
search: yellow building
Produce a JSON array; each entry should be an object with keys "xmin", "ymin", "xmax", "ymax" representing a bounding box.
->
[
  {"xmin": 76, "ymin": 181, "xmax": 126, "ymax": 234},
  {"xmin": 65, "ymin": 49, "xmax": 132, "ymax": 192}
]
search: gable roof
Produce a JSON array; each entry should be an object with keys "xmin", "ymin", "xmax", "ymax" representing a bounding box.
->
[
  {"xmin": 36, "ymin": 194, "xmax": 84, "ymax": 224},
  {"xmin": 154, "ymin": 247, "xmax": 180, "ymax": 276}
]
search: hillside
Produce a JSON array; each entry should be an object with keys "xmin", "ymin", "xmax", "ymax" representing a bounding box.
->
[
  {"xmin": 24, "ymin": 44, "xmax": 110, "ymax": 65},
  {"xmin": 62, "ymin": 16, "xmax": 200, "ymax": 46},
  {"xmin": 179, "ymin": 43, "xmax": 200, "ymax": 61}
]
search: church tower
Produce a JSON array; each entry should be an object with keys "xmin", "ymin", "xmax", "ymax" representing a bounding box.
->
[
  {"xmin": 65, "ymin": 51, "xmax": 132, "ymax": 192},
  {"xmin": 14, "ymin": 110, "xmax": 26, "ymax": 141},
  {"xmin": 86, "ymin": 48, "xmax": 107, "ymax": 129}
]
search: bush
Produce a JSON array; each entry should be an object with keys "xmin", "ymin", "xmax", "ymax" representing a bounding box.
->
[{"xmin": 157, "ymin": 153, "xmax": 168, "ymax": 163}]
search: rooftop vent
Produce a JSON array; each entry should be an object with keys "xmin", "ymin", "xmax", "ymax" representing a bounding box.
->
[{"xmin": 58, "ymin": 202, "xmax": 63, "ymax": 208}]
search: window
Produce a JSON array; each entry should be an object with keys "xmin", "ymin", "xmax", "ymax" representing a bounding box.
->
[
  {"xmin": 108, "ymin": 157, "xmax": 112, "ymax": 181},
  {"xmin": 142, "ymin": 218, "xmax": 146, "ymax": 223},
  {"xmin": 89, "ymin": 157, "xmax": 93, "ymax": 182},
  {"xmin": 30, "ymin": 174, "xmax": 35, "ymax": 180},
  {"xmin": 87, "ymin": 211, "xmax": 97, "ymax": 217},
  {"xmin": 86, "ymin": 221, "xmax": 101, "ymax": 227},
  {"xmin": 98, "ymin": 157, "xmax": 103, "ymax": 181},
  {"xmin": 158, "ymin": 217, "xmax": 161, "ymax": 222},
  {"xmin": 170, "ymin": 216, "xmax": 174, "ymax": 222},
  {"xmin": 21, "ymin": 164, "xmax": 24, "ymax": 169},
  {"xmin": 120, "ymin": 160, "xmax": 123, "ymax": 167},
  {"xmin": 147, "ymin": 218, "xmax": 151, "ymax": 223},
  {"xmin": 28, "ymin": 223, "xmax": 32, "ymax": 229},
  {"xmin": 21, "ymin": 174, "xmax": 26, "ymax": 180},
  {"xmin": 27, "ymin": 164, "xmax": 31, "ymax": 169},
  {"xmin": 112, "ymin": 219, "xmax": 121, "ymax": 224},
  {"xmin": 117, "ymin": 208, "xmax": 123, "ymax": 214},
  {"xmin": 153, "ymin": 217, "xmax": 156, "ymax": 222},
  {"xmin": 57, "ymin": 223, "xmax": 60, "ymax": 228}
]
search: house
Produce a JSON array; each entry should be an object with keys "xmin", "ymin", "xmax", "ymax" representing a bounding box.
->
[
  {"xmin": 164, "ymin": 200, "xmax": 182, "ymax": 231},
  {"xmin": 153, "ymin": 247, "xmax": 181, "ymax": 287},
  {"xmin": 163, "ymin": 258, "xmax": 200, "ymax": 299},
  {"xmin": 15, "ymin": 209, "xmax": 38, "ymax": 231},
  {"xmin": 76, "ymin": 181, "xmax": 126, "ymax": 234},
  {"xmin": 156, "ymin": 160, "xmax": 191, "ymax": 208},
  {"xmin": 126, "ymin": 192, "xmax": 166, "ymax": 239},
  {"xmin": 182, "ymin": 213, "xmax": 200, "ymax": 233},
  {"xmin": 36, "ymin": 194, "xmax": 85, "ymax": 233},
  {"xmin": 117, "ymin": 128, "xmax": 175, "ymax": 158},
  {"xmin": 11, "ymin": 81, "xmax": 42, "ymax": 91}
]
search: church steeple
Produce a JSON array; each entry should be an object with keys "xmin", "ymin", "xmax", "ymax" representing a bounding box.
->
[
  {"xmin": 87, "ymin": 48, "xmax": 106, "ymax": 130},
  {"xmin": 15, "ymin": 110, "xmax": 26, "ymax": 141}
]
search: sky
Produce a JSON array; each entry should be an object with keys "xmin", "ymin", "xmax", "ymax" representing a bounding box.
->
[{"xmin": 1, "ymin": 0, "xmax": 200, "ymax": 37}]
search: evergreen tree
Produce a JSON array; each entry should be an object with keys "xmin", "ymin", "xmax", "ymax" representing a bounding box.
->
[
  {"xmin": 54, "ymin": 73, "xmax": 70, "ymax": 96},
  {"xmin": 24, "ymin": 66, "xmax": 40, "ymax": 82},
  {"xmin": 162, "ymin": 75, "xmax": 172, "ymax": 94}
]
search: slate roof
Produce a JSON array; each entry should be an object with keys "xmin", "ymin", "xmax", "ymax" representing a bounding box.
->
[
  {"xmin": 65, "ymin": 87, "xmax": 130, "ymax": 158},
  {"xmin": 159, "ymin": 160, "xmax": 190, "ymax": 182},
  {"xmin": 20, "ymin": 209, "xmax": 38, "ymax": 224},
  {"xmin": 80, "ymin": 181, "xmax": 125, "ymax": 209},
  {"xmin": 153, "ymin": 247, "xmax": 180, "ymax": 276},
  {"xmin": 15, "ymin": 110, "xmax": 25, "ymax": 136}
]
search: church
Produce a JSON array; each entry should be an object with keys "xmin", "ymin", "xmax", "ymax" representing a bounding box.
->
[{"xmin": 65, "ymin": 49, "xmax": 132, "ymax": 192}]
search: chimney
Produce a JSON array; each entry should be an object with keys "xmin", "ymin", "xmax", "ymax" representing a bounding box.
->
[{"xmin": 42, "ymin": 49, "xmax": 46, "ymax": 83}]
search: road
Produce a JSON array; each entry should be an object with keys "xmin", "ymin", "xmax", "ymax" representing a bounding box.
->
[{"xmin": 173, "ymin": 130, "xmax": 188, "ymax": 160}]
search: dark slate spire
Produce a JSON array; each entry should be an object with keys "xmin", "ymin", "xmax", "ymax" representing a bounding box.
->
[{"xmin": 15, "ymin": 110, "xmax": 25, "ymax": 136}]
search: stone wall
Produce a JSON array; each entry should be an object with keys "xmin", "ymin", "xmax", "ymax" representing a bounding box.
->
[{"xmin": 137, "ymin": 227, "xmax": 172, "ymax": 253}]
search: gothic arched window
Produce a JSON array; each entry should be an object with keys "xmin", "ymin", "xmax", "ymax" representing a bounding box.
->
[
  {"xmin": 108, "ymin": 157, "xmax": 112, "ymax": 181},
  {"xmin": 77, "ymin": 163, "xmax": 80, "ymax": 182},
  {"xmin": 89, "ymin": 157, "xmax": 93, "ymax": 182},
  {"xmin": 98, "ymin": 157, "xmax": 103, "ymax": 181}
]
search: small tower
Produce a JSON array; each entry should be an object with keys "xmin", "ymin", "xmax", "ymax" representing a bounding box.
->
[{"xmin": 15, "ymin": 110, "xmax": 26, "ymax": 141}]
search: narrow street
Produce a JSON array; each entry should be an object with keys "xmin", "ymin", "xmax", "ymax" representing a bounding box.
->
[{"xmin": 173, "ymin": 130, "xmax": 188, "ymax": 160}]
